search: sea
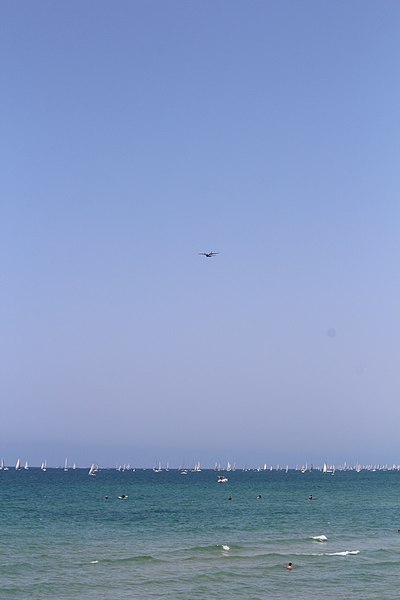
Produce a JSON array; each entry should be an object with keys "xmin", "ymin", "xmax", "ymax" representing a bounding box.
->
[{"xmin": 1, "ymin": 467, "xmax": 400, "ymax": 599}]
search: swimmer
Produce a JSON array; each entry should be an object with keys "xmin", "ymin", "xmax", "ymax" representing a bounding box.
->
[
  {"xmin": 228, "ymin": 496, "xmax": 232, "ymax": 501},
  {"xmin": 308, "ymin": 495, "xmax": 313, "ymax": 500},
  {"xmin": 118, "ymin": 494, "xmax": 128, "ymax": 500},
  {"xmin": 287, "ymin": 562, "xmax": 293, "ymax": 570},
  {"xmin": 257, "ymin": 495, "xmax": 262, "ymax": 499},
  {"xmin": 104, "ymin": 496, "xmax": 109, "ymax": 500}
]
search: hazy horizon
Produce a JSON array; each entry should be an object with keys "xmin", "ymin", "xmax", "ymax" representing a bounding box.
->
[{"xmin": 2, "ymin": 1, "xmax": 400, "ymax": 467}]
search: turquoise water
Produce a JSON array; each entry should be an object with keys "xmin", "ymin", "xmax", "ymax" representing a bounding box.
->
[{"xmin": 1, "ymin": 469, "xmax": 400, "ymax": 599}]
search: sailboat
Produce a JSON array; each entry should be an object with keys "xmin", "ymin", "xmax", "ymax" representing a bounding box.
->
[
  {"xmin": 88, "ymin": 463, "xmax": 98, "ymax": 476},
  {"xmin": 322, "ymin": 463, "xmax": 335, "ymax": 474},
  {"xmin": 24, "ymin": 461, "xmax": 29, "ymax": 470},
  {"xmin": 15, "ymin": 458, "xmax": 21, "ymax": 471},
  {"xmin": 64, "ymin": 458, "xmax": 68, "ymax": 472},
  {"xmin": 41, "ymin": 460, "xmax": 47, "ymax": 472}
]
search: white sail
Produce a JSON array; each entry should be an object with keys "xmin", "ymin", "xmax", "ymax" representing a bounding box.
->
[
  {"xmin": 88, "ymin": 463, "xmax": 98, "ymax": 476},
  {"xmin": 15, "ymin": 458, "xmax": 21, "ymax": 471}
]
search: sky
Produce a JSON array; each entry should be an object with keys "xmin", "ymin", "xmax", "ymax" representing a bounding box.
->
[{"xmin": 1, "ymin": 1, "xmax": 400, "ymax": 468}]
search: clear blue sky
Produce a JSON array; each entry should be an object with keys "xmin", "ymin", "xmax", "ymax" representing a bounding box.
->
[{"xmin": 1, "ymin": 1, "xmax": 400, "ymax": 467}]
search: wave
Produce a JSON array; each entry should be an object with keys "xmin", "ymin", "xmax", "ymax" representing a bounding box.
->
[
  {"xmin": 324, "ymin": 550, "xmax": 360, "ymax": 556},
  {"xmin": 311, "ymin": 535, "xmax": 328, "ymax": 542},
  {"xmin": 91, "ymin": 554, "xmax": 162, "ymax": 565},
  {"xmin": 184, "ymin": 543, "xmax": 241, "ymax": 555}
]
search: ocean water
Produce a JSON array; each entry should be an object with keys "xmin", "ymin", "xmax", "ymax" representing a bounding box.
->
[{"xmin": 1, "ymin": 468, "xmax": 400, "ymax": 599}]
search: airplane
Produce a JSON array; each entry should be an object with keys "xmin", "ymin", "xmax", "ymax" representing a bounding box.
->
[{"xmin": 198, "ymin": 251, "xmax": 219, "ymax": 257}]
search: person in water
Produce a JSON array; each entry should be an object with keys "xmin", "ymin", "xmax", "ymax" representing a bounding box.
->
[
  {"xmin": 308, "ymin": 495, "xmax": 313, "ymax": 500},
  {"xmin": 287, "ymin": 562, "xmax": 293, "ymax": 570},
  {"xmin": 257, "ymin": 495, "xmax": 262, "ymax": 499}
]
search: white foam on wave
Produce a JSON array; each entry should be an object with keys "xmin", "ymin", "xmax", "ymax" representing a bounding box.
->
[
  {"xmin": 221, "ymin": 545, "xmax": 230, "ymax": 551},
  {"xmin": 325, "ymin": 550, "xmax": 360, "ymax": 556},
  {"xmin": 312, "ymin": 535, "xmax": 328, "ymax": 542},
  {"xmin": 90, "ymin": 560, "xmax": 99, "ymax": 564}
]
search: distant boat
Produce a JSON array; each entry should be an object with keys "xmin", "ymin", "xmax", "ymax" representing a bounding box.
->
[
  {"xmin": 88, "ymin": 464, "xmax": 98, "ymax": 476},
  {"xmin": 153, "ymin": 462, "xmax": 162, "ymax": 473},
  {"xmin": 64, "ymin": 458, "xmax": 68, "ymax": 472},
  {"xmin": 217, "ymin": 475, "xmax": 229, "ymax": 483},
  {"xmin": 322, "ymin": 463, "xmax": 335, "ymax": 474},
  {"xmin": 41, "ymin": 460, "xmax": 47, "ymax": 472},
  {"xmin": 15, "ymin": 458, "xmax": 21, "ymax": 471},
  {"xmin": 192, "ymin": 462, "xmax": 201, "ymax": 472},
  {"xmin": 180, "ymin": 469, "xmax": 188, "ymax": 475},
  {"xmin": 24, "ymin": 461, "xmax": 29, "ymax": 470}
]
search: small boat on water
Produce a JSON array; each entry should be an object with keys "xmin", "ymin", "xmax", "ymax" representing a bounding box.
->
[
  {"xmin": 88, "ymin": 464, "xmax": 99, "ymax": 476},
  {"xmin": 41, "ymin": 460, "xmax": 47, "ymax": 472},
  {"xmin": 15, "ymin": 458, "xmax": 21, "ymax": 471},
  {"xmin": 217, "ymin": 475, "xmax": 229, "ymax": 483},
  {"xmin": 322, "ymin": 463, "xmax": 335, "ymax": 474}
]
